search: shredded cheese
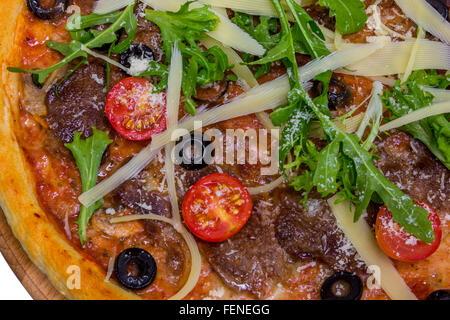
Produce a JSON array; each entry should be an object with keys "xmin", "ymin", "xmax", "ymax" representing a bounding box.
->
[
  {"xmin": 327, "ymin": 196, "xmax": 418, "ymax": 300},
  {"xmin": 79, "ymin": 44, "xmax": 384, "ymax": 207},
  {"xmin": 201, "ymin": 37, "xmax": 258, "ymax": 89},
  {"xmin": 401, "ymin": 27, "xmax": 426, "ymax": 83},
  {"xmin": 247, "ymin": 176, "xmax": 284, "ymax": 195},
  {"xmin": 141, "ymin": 0, "xmax": 265, "ymax": 56},
  {"xmin": 165, "ymin": 43, "xmax": 183, "ymax": 224},
  {"xmin": 104, "ymin": 247, "xmax": 117, "ymax": 282},
  {"xmin": 394, "ymin": 0, "xmax": 450, "ymax": 45},
  {"xmin": 422, "ymin": 87, "xmax": 450, "ymax": 103},
  {"xmin": 380, "ymin": 100, "xmax": 450, "ymax": 132},
  {"xmin": 81, "ymin": 45, "xmax": 131, "ymax": 73},
  {"xmin": 339, "ymin": 40, "xmax": 450, "ymax": 76},
  {"xmin": 196, "ymin": 0, "xmax": 315, "ymax": 17}
]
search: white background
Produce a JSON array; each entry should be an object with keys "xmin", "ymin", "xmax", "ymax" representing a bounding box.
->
[{"xmin": 0, "ymin": 253, "xmax": 32, "ymax": 300}]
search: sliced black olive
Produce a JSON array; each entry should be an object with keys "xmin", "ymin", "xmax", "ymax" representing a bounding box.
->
[
  {"xmin": 114, "ymin": 248, "xmax": 157, "ymax": 290},
  {"xmin": 120, "ymin": 44, "xmax": 154, "ymax": 70},
  {"xmin": 31, "ymin": 74, "xmax": 43, "ymax": 89},
  {"xmin": 320, "ymin": 271, "xmax": 363, "ymax": 300},
  {"xmin": 313, "ymin": 78, "xmax": 352, "ymax": 111},
  {"xmin": 426, "ymin": 0, "xmax": 449, "ymax": 21},
  {"xmin": 195, "ymin": 80, "xmax": 229, "ymax": 103},
  {"xmin": 427, "ymin": 289, "xmax": 450, "ymax": 300},
  {"xmin": 177, "ymin": 133, "xmax": 212, "ymax": 171},
  {"xmin": 27, "ymin": 0, "xmax": 68, "ymax": 20}
]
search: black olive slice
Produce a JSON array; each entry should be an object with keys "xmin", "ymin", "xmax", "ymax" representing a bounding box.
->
[
  {"xmin": 120, "ymin": 44, "xmax": 155, "ymax": 70},
  {"xmin": 313, "ymin": 78, "xmax": 352, "ymax": 111},
  {"xmin": 114, "ymin": 248, "xmax": 157, "ymax": 290},
  {"xmin": 320, "ymin": 271, "xmax": 363, "ymax": 300},
  {"xmin": 427, "ymin": 289, "xmax": 450, "ymax": 300},
  {"xmin": 195, "ymin": 80, "xmax": 229, "ymax": 103},
  {"xmin": 426, "ymin": 0, "xmax": 449, "ymax": 21},
  {"xmin": 177, "ymin": 133, "xmax": 211, "ymax": 171},
  {"xmin": 27, "ymin": 0, "xmax": 68, "ymax": 20}
]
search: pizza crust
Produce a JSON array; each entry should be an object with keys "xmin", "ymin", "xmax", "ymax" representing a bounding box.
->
[{"xmin": 0, "ymin": 0, "xmax": 139, "ymax": 300}]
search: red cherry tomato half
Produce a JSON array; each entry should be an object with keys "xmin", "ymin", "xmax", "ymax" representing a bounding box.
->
[
  {"xmin": 375, "ymin": 201, "xmax": 442, "ymax": 262},
  {"xmin": 182, "ymin": 173, "xmax": 253, "ymax": 242},
  {"xmin": 105, "ymin": 77, "xmax": 166, "ymax": 141}
]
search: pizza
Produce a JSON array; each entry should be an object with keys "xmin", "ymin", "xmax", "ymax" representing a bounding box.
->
[{"xmin": 0, "ymin": 0, "xmax": 448, "ymax": 300}]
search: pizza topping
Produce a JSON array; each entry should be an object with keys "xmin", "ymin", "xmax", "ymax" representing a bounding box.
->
[
  {"xmin": 394, "ymin": 0, "xmax": 450, "ymax": 44},
  {"xmin": 177, "ymin": 133, "xmax": 211, "ymax": 171},
  {"xmin": 320, "ymin": 271, "xmax": 363, "ymax": 301},
  {"xmin": 142, "ymin": 0, "xmax": 266, "ymax": 56},
  {"xmin": 427, "ymin": 290, "xmax": 450, "ymax": 300},
  {"xmin": 65, "ymin": 128, "xmax": 112, "ymax": 246},
  {"xmin": 375, "ymin": 201, "xmax": 442, "ymax": 262},
  {"xmin": 46, "ymin": 62, "xmax": 110, "ymax": 143},
  {"xmin": 119, "ymin": 44, "xmax": 155, "ymax": 75},
  {"xmin": 182, "ymin": 173, "xmax": 252, "ymax": 242},
  {"xmin": 381, "ymin": 70, "xmax": 450, "ymax": 170},
  {"xmin": 328, "ymin": 196, "xmax": 418, "ymax": 300},
  {"xmin": 275, "ymin": 190, "xmax": 363, "ymax": 272},
  {"xmin": 27, "ymin": 0, "xmax": 68, "ymax": 20},
  {"xmin": 426, "ymin": 0, "xmax": 449, "ymax": 20},
  {"xmin": 105, "ymin": 77, "xmax": 167, "ymax": 141},
  {"xmin": 114, "ymin": 248, "xmax": 157, "ymax": 290}
]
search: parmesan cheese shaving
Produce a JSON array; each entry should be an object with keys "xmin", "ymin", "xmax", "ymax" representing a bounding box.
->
[
  {"xmin": 380, "ymin": 100, "xmax": 450, "ymax": 132},
  {"xmin": 104, "ymin": 247, "xmax": 117, "ymax": 283},
  {"xmin": 422, "ymin": 87, "xmax": 450, "ymax": 103},
  {"xmin": 201, "ymin": 37, "xmax": 258, "ymax": 88},
  {"xmin": 247, "ymin": 176, "xmax": 284, "ymax": 195},
  {"xmin": 110, "ymin": 214, "xmax": 202, "ymax": 300},
  {"xmin": 401, "ymin": 27, "xmax": 426, "ymax": 83},
  {"xmin": 165, "ymin": 44, "xmax": 183, "ymax": 223},
  {"xmin": 196, "ymin": 0, "xmax": 315, "ymax": 17},
  {"xmin": 394, "ymin": 0, "xmax": 450, "ymax": 45},
  {"xmin": 94, "ymin": 0, "xmax": 135, "ymax": 14},
  {"xmin": 81, "ymin": 45, "xmax": 131, "ymax": 73},
  {"xmin": 327, "ymin": 196, "xmax": 418, "ymax": 300},
  {"xmin": 80, "ymin": 44, "xmax": 382, "ymax": 207},
  {"xmin": 141, "ymin": 0, "xmax": 265, "ymax": 56},
  {"xmin": 339, "ymin": 40, "xmax": 450, "ymax": 76}
]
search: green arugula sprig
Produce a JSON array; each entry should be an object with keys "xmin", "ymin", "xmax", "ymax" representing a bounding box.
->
[
  {"xmin": 145, "ymin": 2, "xmax": 233, "ymax": 115},
  {"xmin": 318, "ymin": 0, "xmax": 368, "ymax": 35},
  {"xmin": 382, "ymin": 70, "xmax": 450, "ymax": 169},
  {"xmin": 245, "ymin": 0, "xmax": 332, "ymax": 178},
  {"xmin": 65, "ymin": 128, "xmax": 112, "ymax": 246},
  {"xmin": 266, "ymin": 0, "xmax": 434, "ymax": 243},
  {"xmin": 8, "ymin": 3, "xmax": 139, "ymax": 85}
]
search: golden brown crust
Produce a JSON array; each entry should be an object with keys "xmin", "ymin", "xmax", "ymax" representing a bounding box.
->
[{"xmin": 0, "ymin": 0, "xmax": 139, "ymax": 300}]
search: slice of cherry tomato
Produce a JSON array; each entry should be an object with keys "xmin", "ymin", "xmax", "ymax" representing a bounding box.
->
[
  {"xmin": 182, "ymin": 173, "xmax": 253, "ymax": 242},
  {"xmin": 105, "ymin": 77, "xmax": 166, "ymax": 141},
  {"xmin": 375, "ymin": 201, "xmax": 442, "ymax": 262}
]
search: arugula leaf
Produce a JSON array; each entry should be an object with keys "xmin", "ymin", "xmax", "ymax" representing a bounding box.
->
[
  {"xmin": 8, "ymin": 4, "xmax": 138, "ymax": 84},
  {"xmin": 267, "ymin": 0, "xmax": 434, "ymax": 243},
  {"xmin": 145, "ymin": 3, "xmax": 219, "ymax": 61},
  {"xmin": 145, "ymin": 2, "xmax": 232, "ymax": 115},
  {"xmin": 65, "ymin": 128, "xmax": 112, "ymax": 246},
  {"xmin": 318, "ymin": 0, "xmax": 368, "ymax": 35},
  {"xmin": 382, "ymin": 71, "xmax": 450, "ymax": 169}
]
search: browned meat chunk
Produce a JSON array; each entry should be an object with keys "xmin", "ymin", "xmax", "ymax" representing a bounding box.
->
[
  {"xmin": 200, "ymin": 198, "xmax": 289, "ymax": 299},
  {"xmin": 275, "ymin": 190, "xmax": 364, "ymax": 273},
  {"xmin": 46, "ymin": 61, "xmax": 110, "ymax": 143},
  {"xmin": 374, "ymin": 131, "xmax": 450, "ymax": 215},
  {"xmin": 118, "ymin": 178, "xmax": 171, "ymax": 218}
]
